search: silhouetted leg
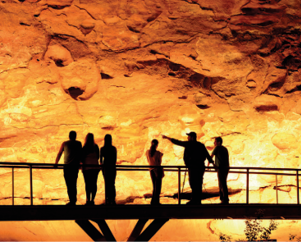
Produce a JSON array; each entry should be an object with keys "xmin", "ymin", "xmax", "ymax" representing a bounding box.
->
[
  {"xmin": 103, "ymin": 169, "xmax": 111, "ymax": 204},
  {"xmin": 218, "ymin": 168, "xmax": 229, "ymax": 203},
  {"xmin": 155, "ymin": 177, "xmax": 162, "ymax": 204},
  {"xmin": 217, "ymin": 170, "xmax": 223, "ymax": 202},
  {"xmin": 102, "ymin": 170, "xmax": 108, "ymax": 204},
  {"xmin": 150, "ymin": 170, "xmax": 156, "ymax": 204},
  {"xmin": 155, "ymin": 169, "xmax": 162, "ymax": 204},
  {"xmin": 188, "ymin": 167, "xmax": 204, "ymax": 204},
  {"xmin": 188, "ymin": 169, "xmax": 196, "ymax": 202},
  {"xmin": 108, "ymin": 169, "xmax": 116, "ymax": 204},
  {"xmin": 104, "ymin": 168, "xmax": 116, "ymax": 204},
  {"xmin": 83, "ymin": 170, "xmax": 91, "ymax": 202},
  {"xmin": 110, "ymin": 169, "xmax": 116, "ymax": 204},
  {"xmin": 150, "ymin": 170, "xmax": 162, "ymax": 205},
  {"xmin": 64, "ymin": 167, "xmax": 79, "ymax": 204},
  {"xmin": 198, "ymin": 168, "xmax": 205, "ymax": 203},
  {"xmin": 223, "ymin": 170, "xmax": 229, "ymax": 203},
  {"xmin": 91, "ymin": 170, "xmax": 100, "ymax": 202}
]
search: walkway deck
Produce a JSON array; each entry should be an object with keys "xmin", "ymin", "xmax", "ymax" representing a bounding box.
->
[
  {"xmin": 1, "ymin": 204, "xmax": 300, "ymax": 221},
  {"xmin": 1, "ymin": 162, "xmax": 300, "ymax": 241}
]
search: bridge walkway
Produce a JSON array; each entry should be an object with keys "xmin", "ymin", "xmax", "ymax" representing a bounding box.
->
[
  {"xmin": 1, "ymin": 204, "xmax": 300, "ymax": 241},
  {"xmin": 0, "ymin": 162, "xmax": 301, "ymax": 241}
]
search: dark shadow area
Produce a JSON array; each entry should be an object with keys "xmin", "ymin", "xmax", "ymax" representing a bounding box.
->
[
  {"xmin": 255, "ymin": 105, "xmax": 278, "ymax": 112},
  {"xmin": 101, "ymin": 126, "xmax": 115, "ymax": 130},
  {"xmin": 101, "ymin": 73, "xmax": 113, "ymax": 79},
  {"xmin": 49, "ymin": 5, "xmax": 67, "ymax": 10},
  {"xmin": 169, "ymin": 62, "xmax": 181, "ymax": 71},
  {"xmin": 55, "ymin": 59, "xmax": 64, "ymax": 67},
  {"xmin": 67, "ymin": 87, "xmax": 84, "ymax": 100},
  {"xmin": 127, "ymin": 26, "xmax": 140, "ymax": 33},
  {"xmin": 268, "ymin": 80, "xmax": 285, "ymax": 91},
  {"xmin": 282, "ymin": 55, "xmax": 301, "ymax": 70},
  {"xmin": 19, "ymin": 22, "xmax": 30, "ymax": 26},
  {"xmin": 168, "ymin": 72, "xmax": 176, "ymax": 76},
  {"xmin": 197, "ymin": 104, "xmax": 210, "ymax": 109},
  {"xmin": 286, "ymin": 84, "xmax": 301, "ymax": 93}
]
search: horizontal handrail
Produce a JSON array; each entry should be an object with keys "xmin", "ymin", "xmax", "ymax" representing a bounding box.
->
[
  {"xmin": 0, "ymin": 161, "xmax": 300, "ymax": 171},
  {"xmin": 0, "ymin": 162, "xmax": 299, "ymax": 177},
  {"xmin": 0, "ymin": 161, "xmax": 300, "ymax": 205}
]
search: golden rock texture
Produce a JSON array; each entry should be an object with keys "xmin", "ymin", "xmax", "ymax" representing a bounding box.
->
[{"xmin": 1, "ymin": 0, "xmax": 301, "ymax": 240}]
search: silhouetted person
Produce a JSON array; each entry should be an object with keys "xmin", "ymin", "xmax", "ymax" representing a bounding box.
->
[
  {"xmin": 163, "ymin": 132, "xmax": 213, "ymax": 205},
  {"xmin": 82, "ymin": 133, "xmax": 100, "ymax": 206},
  {"xmin": 210, "ymin": 137, "xmax": 229, "ymax": 204},
  {"xmin": 55, "ymin": 131, "xmax": 82, "ymax": 205},
  {"xmin": 100, "ymin": 134, "xmax": 117, "ymax": 205},
  {"xmin": 146, "ymin": 139, "xmax": 164, "ymax": 205}
]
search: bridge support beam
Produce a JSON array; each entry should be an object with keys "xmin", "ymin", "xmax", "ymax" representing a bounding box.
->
[
  {"xmin": 76, "ymin": 218, "xmax": 169, "ymax": 242},
  {"xmin": 127, "ymin": 219, "xmax": 149, "ymax": 241},
  {"xmin": 94, "ymin": 219, "xmax": 116, "ymax": 241},
  {"xmin": 75, "ymin": 220, "xmax": 106, "ymax": 241},
  {"xmin": 134, "ymin": 218, "xmax": 169, "ymax": 241}
]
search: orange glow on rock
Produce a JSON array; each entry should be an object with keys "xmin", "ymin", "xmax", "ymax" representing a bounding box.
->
[{"xmin": 1, "ymin": 0, "xmax": 301, "ymax": 240}]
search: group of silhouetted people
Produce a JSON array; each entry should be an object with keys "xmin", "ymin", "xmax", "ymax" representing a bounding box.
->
[
  {"xmin": 163, "ymin": 132, "xmax": 229, "ymax": 205},
  {"xmin": 55, "ymin": 130, "xmax": 229, "ymax": 206},
  {"xmin": 55, "ymin": 131, "xmax": 117, "ymax": 205}
]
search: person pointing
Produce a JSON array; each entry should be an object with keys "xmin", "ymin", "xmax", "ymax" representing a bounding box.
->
[{"xmin": 162, "ymin": 132, "xmax": 213, "ymax": 205}]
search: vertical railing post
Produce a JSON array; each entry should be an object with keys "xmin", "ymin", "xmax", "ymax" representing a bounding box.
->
[
  {"xmin": 276, "ymin": 174, "xmax": 278, "ymax": 204},
  {"xmin": 297, "ymin": 170, "xmax": 299, "ymax": 205},
  {"xmin": 30, "ymin": 164, "xmax": 33, "ymax": 206},
  {"xmin": 246, "ymin": 168, "xmax": 249, "ymax": 204},
  {"xmin": 178, "ymin": 167, "xmax": 181, "ymax": 205},
  {"xmin": 12, "ymin": 167, "xmax": 14, "ymax": 206}
]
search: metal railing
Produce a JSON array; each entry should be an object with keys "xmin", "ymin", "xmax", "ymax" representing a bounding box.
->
[{"xmin": 0, "ymin": 162, "xmax": 300, "ymax": 205}]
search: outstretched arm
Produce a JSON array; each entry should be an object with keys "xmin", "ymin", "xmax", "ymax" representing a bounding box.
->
[
  {"xmin": 162, "ymin": 135, "xmax": 187, "ymax": 147},
  {"xmin": 162, "ymin": 135, "xmax": 171, "ymax": 141},
  {"xmin": 99, "ymin": 148, "xmax": 103, "ymax": 164},
  {"xmin": 208, "ymin": 153, "xmax": 215, "ymax": 167},
  {"xmin": 95, "ymin": 145, "xmax": 100, "ymax": 162},
  {"xmin": 55, "ymin": 142, "xmax": 64, "ymax": 166},
  {"xmin": 113, "ymin": 147, "xmax": 117, "ymax": 164},
  {"xmin": 205, "ymin": 147, "xmax": 214, "ymax": 165}
]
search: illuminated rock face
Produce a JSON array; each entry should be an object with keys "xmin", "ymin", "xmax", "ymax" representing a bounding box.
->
[{"xmin": 1, "ymin": 0, "xmax": 301, "ymax": 240}]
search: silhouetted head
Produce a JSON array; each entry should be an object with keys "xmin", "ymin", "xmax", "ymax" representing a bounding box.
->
[
  {"xmin": 84, "ymin": 133, "xmax": 95, "ymax": 149},
  {"xmin": 186, "ymin": 131, "xmax": 197, "ymax": 141},
  {"xmin": 215, "ymin": 137, "xmax": 223, "ymax": 146},
  {"xmin": 150, "ymin": 139, "xmax": 159, "ymax": 157},
  {"xmin": 69, "ymin": 131, "xmax": 77, "ymax": 141},
  {"xmin": 151, "ymin": 139, "xmax": 158, "ymax": 147},
  {"xmin": 104, "ymin": 134, "xmax": 112, "ymax": 146}
]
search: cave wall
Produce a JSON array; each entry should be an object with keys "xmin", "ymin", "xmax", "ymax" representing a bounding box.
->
[{"xmin": 1, "ymin": 0, "xmax": 301, "ymax": 240}]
